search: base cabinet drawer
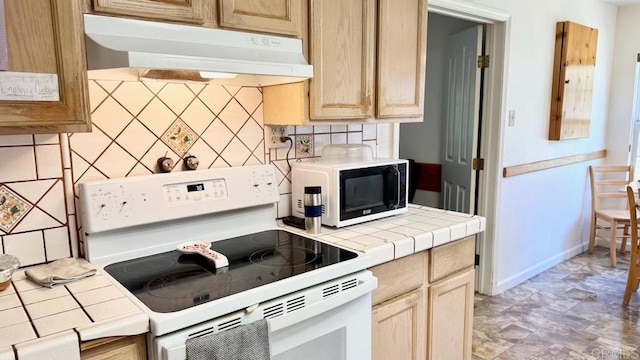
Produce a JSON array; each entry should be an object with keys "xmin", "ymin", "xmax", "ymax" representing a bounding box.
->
[{"xmin": 81, "ymin": 335, "xmax": 147, "ymax": 360}]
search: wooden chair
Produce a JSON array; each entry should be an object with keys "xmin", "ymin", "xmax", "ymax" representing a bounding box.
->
[
  {"xmin": 588, "ymin": 165, "xmax": 635, "ymax": 267},
  {"xmin": 624, "ymin": 185, "xmax": 640, "ymax": 305}
]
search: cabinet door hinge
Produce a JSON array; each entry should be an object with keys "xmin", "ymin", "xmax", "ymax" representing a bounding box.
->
[
  {"xmin": 472, "ymin": 158, "xmax": 485, "ymax": 170},
  {"xmin": 475, "ymin": 254, "xmax": 480, "ymax": 266},
  {"xmin": 477, "ymin": 55, "xmax": 490, "ymax": 68}
]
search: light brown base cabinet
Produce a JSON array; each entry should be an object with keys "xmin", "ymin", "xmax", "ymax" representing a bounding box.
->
[
  {"xmin": 370, "ymin": 236, "xmax": 475, "ymax": 360},
  {"xmin": 80, "ymin": 335, "xmax": 147, "ymax": 360}
]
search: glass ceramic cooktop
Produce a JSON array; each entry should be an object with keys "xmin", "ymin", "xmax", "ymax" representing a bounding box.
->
[{"xmin": 104, "ymin": 230, "xmax": 358, "ymax": 313}]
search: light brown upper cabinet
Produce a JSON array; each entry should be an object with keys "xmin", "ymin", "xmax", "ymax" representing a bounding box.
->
[
  {"xmin": 309, "ymin": 0, "xmax": 376, "ymax": 119},
  {"xmin": 377, "ymin": 0, "xmax": 427, "ymax": 118},
  {"xmin": 90, "ymin": 0, "xmax": 303, "ymax": 37},
  {"xmin": 549, "ymin": 21, "xmax": 598, "ymax": 140},
  {"xmin": 219, "ymin": 0, "xmax": 303, "ymax": 37},
  {"xmin": 309, "ymin": 0, "xmax": 427, "ymax": 120},
  {"xmin": 0, "ymin": 0, "xmax": 91, "ymax": 134},
  {"xmin": 92, "ymin": 0, "xmax": 208, "ymax": 24}
]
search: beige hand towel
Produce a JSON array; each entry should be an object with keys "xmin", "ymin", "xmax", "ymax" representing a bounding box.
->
[{"xmin": 25, "ymin": 258, "xmax": 96, "ymax": 288}]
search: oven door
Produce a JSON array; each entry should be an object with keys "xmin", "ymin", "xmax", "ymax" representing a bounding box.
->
[
  {"xmin": 156, "ymin": 271, "xmax": 376, "ymax": 360},
  {"xmin": 339, "ymin": 163, "xmax": 407, "ymax": 222}
]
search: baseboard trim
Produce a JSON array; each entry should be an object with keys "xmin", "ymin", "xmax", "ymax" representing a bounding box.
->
[{"xmin": 491, "ymin": 243, "xmax": 587, "ymax": 295}]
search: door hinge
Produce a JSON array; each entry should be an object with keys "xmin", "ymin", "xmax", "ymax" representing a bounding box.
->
[
  {"xmin": 477, "ymin": 55, "xmax": 490, "ymax": 68},
  {"xmin": 472, "ymin": 158, "xmax": 485, "ymax": 170},
  {"xmin": 475, "ymin": 254, "xmax": 480, "ymax": 266}
]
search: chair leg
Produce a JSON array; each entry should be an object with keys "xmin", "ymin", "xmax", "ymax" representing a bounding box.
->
[
  {"xmin": 588, "ymin": 215, "xmax": 597, "ymax": 254},
  {"xmin": 620, "ymin": 224, "xmax": 629, "ymax": 254},
  {"xmin": 610, "ymin": 223, "xmax": 617, "ymax": 268}
]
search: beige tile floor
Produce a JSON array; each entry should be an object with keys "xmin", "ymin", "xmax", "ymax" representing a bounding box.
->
[{"xmin": 473, "ymin": 247, "xmax": 640, "ymax": 360}]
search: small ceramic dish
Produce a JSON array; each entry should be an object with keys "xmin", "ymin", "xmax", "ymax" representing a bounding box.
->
[{"xmin": 0, "ymin": 254, "xmax": 20, "ymax": 291}]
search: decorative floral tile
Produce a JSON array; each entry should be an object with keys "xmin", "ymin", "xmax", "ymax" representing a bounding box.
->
[
  {"xmin": 0, "ymin": 185, "xmax": 32, "ymax": 233},
  {"xmin": 160, "ymin": 119, "xmax": 198, "ymax": 157}
]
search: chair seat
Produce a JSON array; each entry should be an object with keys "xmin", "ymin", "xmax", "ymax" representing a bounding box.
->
[{"xmin": 595, "ymin": 209, "xmax": 638, "ymax": 222}]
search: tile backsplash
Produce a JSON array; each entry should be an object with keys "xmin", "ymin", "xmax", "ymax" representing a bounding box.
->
[{"xmin": 0, "ymin": 80, "xmax": 381, "ymax": 267}]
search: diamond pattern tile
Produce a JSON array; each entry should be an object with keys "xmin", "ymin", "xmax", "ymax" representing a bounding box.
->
[
  {"xmin": 158, "ymin": 83, "xmax": 194, "ymax": 115},
  {"xmin": 141, "ymin": 81, "xmax": 165, "ymax": 95},
  {"xmin": 234, "ymin": 87, "xmax": 262, "ymax": 115},
  {"xmin": 0, "ymin": 185, "xmax": 32, "ymax": 233},
  {"xmin": 93, "ymin": 143, "xmax": 138, "ymax": 179},
  {"xmin": 5, "ymin": 180, "xmax": 55, "ymax": 205},
  {"xmin": 237, "ymin": 119, "xmax": 263, "ymax": 152},
  {"xmin": 111, "ymin": 81, "xmax": 154, "ymax": 117},
  {"xmin": 161, "ymin": 119, "xmax": 198, "ymax": 157},
  {"xmin": 187, "ymin": 139, "xmax": 217, "ymax": 170},
  {"xmin": 218, "ymin": 99, "xmax": 249, "ymax": 133},
  {"xmin": 197, "ymin": 85, "xmax": 232, "ymax": 115},
  {"xmin": 12, "ymin": 208, "xmax": 60, "ymax": 234},
  {"xmin": 137, "ymin": 98, "xmax": 177, "ymax": 137},
  {"xmin": 202, "ymin": 119, "xmax": 234, "ymax": 153},
  {"xmin": 37, "ymin": 181, "xmax": 66, "ymax": 223},
  {"xmin": 70, "ymin": 126, "xmax": 112, "ymax": 163},
  {"xmin": 186, "ymin": 83, "xmax": 205, "ymax": 95},
  {"xmin": 91, "ymin": 97, "xmax": 133, "ymax": 138},
  {"xmin": 88, "ymin": 81, "xmax": 108, "ymax": 113},
  {"xmin": 115, "ymin": 120, "xmax": 157, "ymax": 159},
  {"xmin": 181, "ymin": 98, "xmax": 215, "ymax": 134},
  {"xmin": 221, "ymin": 138, "xmax": 251, "ymax": 166},
  {"xmin": 96, "ymin": 80, "xmax": 121, "ymax": 93}
]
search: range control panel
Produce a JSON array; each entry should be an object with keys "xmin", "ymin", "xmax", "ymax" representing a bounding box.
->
[{"xmin": 79, "ymin": 165, "xmax": 279, "ymax": 234}]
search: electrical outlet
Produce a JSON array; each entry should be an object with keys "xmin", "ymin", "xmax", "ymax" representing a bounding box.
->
[
  {"xmin": 296, "ymin": 135, "xmax": 313, "ymax": 158},
  {"xmin": 267, "ymin": 125, "xmax": 289, "ymax": 149}
]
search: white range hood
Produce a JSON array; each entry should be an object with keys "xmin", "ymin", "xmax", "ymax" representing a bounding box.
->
[{"xmin": 83, "ymin": 14, "xmax": 312, "ymax": 86}]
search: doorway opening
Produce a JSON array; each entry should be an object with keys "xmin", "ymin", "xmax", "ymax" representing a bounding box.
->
[{"xmin": 398, "ymin": 1, "xmax": 509, "ymax": 295}]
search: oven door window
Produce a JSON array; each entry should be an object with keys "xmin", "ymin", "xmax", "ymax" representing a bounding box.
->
[
  {"xmin": 273, "ymin": 328, "xmax": 346, "ymax": 360},
  {"xmin": 340, "ymin": 166, "xmax": 401, "ymax": 221}
]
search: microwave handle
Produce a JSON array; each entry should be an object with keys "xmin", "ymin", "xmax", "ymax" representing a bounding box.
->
[{"xmin": 387, "ymin": 166, "xmax": 400, "ymax": 210}]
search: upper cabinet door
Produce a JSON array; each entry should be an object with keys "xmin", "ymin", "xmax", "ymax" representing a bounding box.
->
[
  {"xmin": 0, "ymin": 0, "xmax": 90, "ymax": 134},
  {"xmin": 219, "ymin": 0, "xmax": 302, "ymax": 37},
  {"xmin": 376, "ymin": 0, "xmax": 427, "ymax": 118},
  {"xmin": 92, "ymin": 0, "xmax": 206, "ymax": 23},
  {"xmin": 309, "ymin": 0, "xmax": 375, "ymax": 119}
]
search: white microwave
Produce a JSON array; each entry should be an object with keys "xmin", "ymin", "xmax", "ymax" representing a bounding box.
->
[{"xmin": 291, "ymin": 158, "xmax": 409, "ymax": 227}]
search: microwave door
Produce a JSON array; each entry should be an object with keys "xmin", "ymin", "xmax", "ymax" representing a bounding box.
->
[{"xmin": 339, "ymin": 165, "xmax": 401, "ymax": 221}]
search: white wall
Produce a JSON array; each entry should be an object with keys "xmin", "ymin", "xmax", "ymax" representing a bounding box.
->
[
  {"xmin": 425, "ymin": 0, "xmax": 618, "ymax": 293},
  {"xmin": 399, "ymin": 13, "xmax": 477, "ymax": 207},
  {"xmin": 607, "ymin": 4, "xmax": 640, "ymax": 164}
]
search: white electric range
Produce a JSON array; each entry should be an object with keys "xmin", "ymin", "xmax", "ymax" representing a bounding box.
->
[{"xmin": 78, "ymin": 164, "xmax": 376, "ymax": 360}]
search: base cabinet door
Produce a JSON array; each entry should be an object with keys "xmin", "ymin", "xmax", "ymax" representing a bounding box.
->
[
  {"xmin": 427, "ymin": 269, "xmax": 475, "ymax": 360},
  {"xmin": 372, "ymin": 287, "xmax": 426, "ymax": 360},
  {"xmin": 219, "ymin": 0, "xmax": 303, "ymax": 37}
]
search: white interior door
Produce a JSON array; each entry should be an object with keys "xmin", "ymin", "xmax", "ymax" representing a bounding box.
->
[{"xmin": 441, "ymin": 25, "xmax": 483, "ymax": 214}]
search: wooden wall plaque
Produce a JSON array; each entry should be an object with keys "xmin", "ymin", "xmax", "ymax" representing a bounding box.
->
[{"xmin": 549, "ymin": 21, "xmax": 598, "ymax": 140}]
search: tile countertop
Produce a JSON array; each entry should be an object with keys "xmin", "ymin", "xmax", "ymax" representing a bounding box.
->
[
  {"xmin": 0, "ymin": 260, "xmax": 149, "ymax": 358},
  {"xmin": 279, "ymin": 204, "xmax": 486, "ymax": 267}
]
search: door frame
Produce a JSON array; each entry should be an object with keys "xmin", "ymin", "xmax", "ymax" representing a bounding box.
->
[{"xmin": 427, "ymin": 0, "xmax": 510, "ymax": 295}]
